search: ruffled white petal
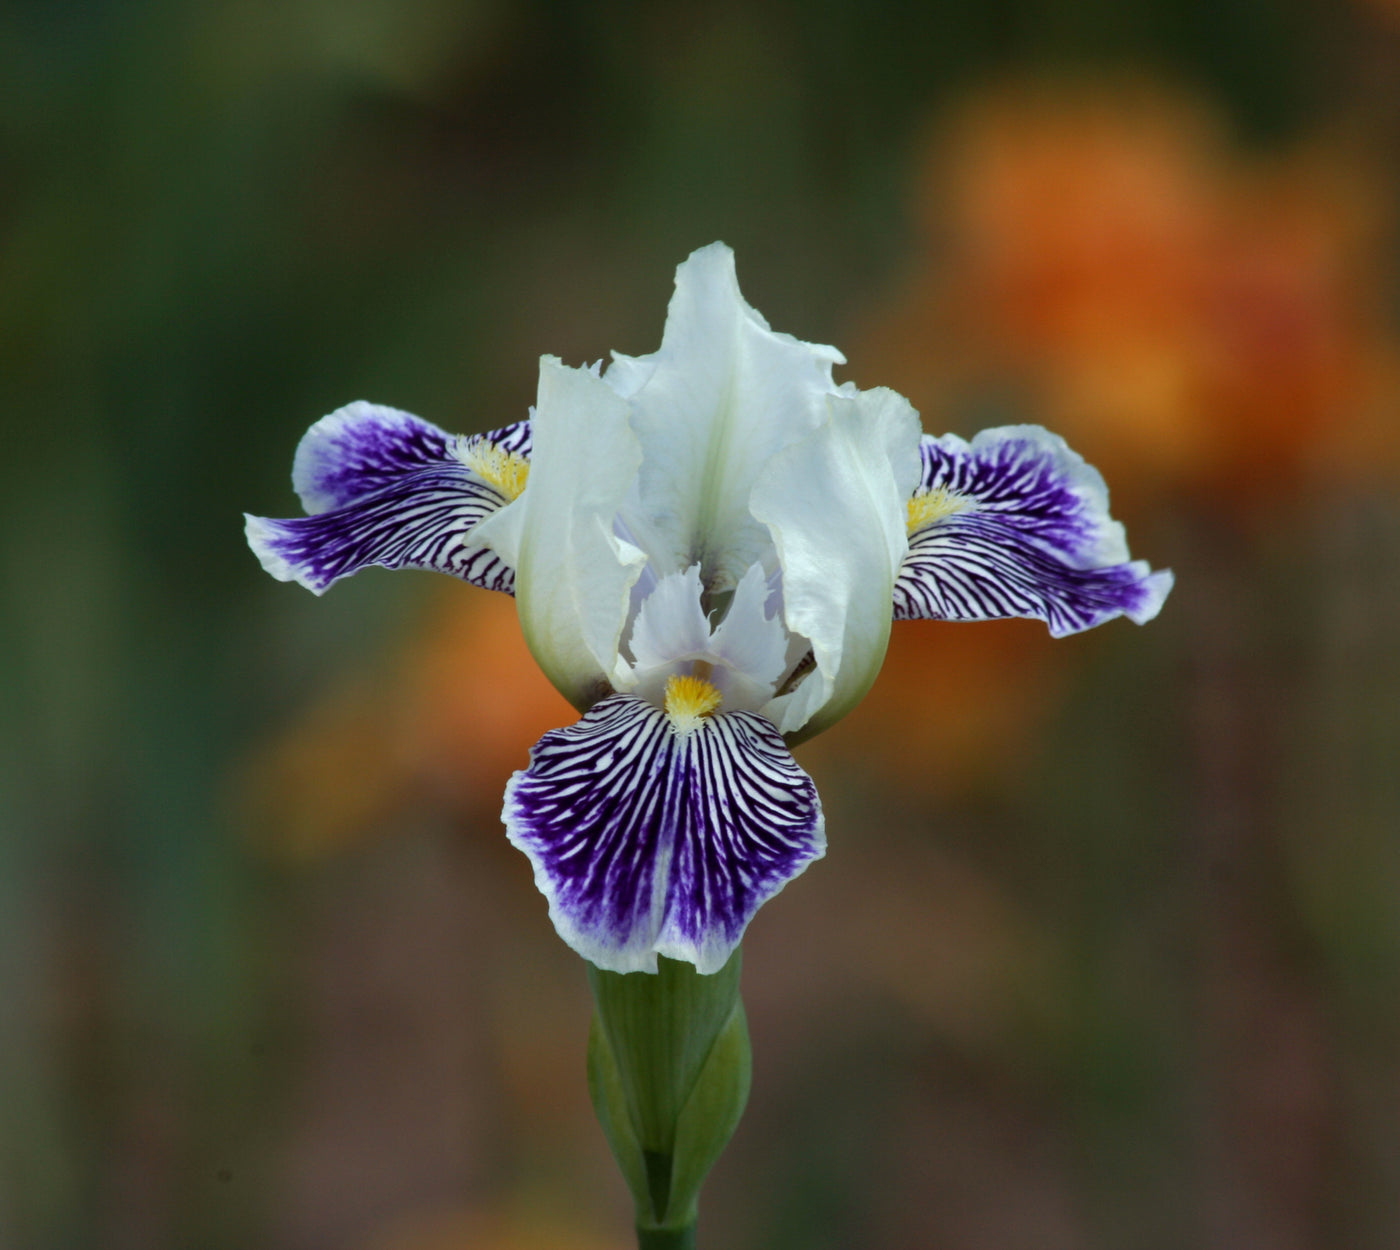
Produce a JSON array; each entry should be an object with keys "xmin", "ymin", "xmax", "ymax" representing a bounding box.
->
[
  {"xmin": 625, "ymin": 562, "xmax": 791, "ymax": 713},
  {"xmin": 752, "ymin": 386, "xmax": 923, "ymax": 741},
  {"xmin": 473, "ymin": 357, "xmax": 646, "ymax": 710},
  {"xmin": 627, "ymin": 565, "xmax": 714, "ymax": 672},
  {"xmin": 605, "ymin": 243, "xmax": 847, "ymax": 593},
  {"xmin": 708, "ymin": 561, "xmax": 790, "ymax": 698}
]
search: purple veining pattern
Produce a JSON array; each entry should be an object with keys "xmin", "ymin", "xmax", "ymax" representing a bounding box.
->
[
  {"xmin": 246, "ymin": 405, "xmax": 531, "ymax": 596},
  {"xmin": 505, "ymin": 695, "xmax": 824, "ymax": 970},
  {"xmin": 892, "ymin": 428, "xmax": 1172, "ymax": 636},
  {"xmin": 293, "ymin": 402, "xmax": 531, "ymax": 514},
  {"xmin": 247, "ymin": 467, "xmax": 517, "ymax": 593}
]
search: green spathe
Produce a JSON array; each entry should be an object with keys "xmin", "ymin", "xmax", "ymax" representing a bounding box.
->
[{"xmin": 587, "ymin": 949, "xmax": 751, "ymax": 1243}]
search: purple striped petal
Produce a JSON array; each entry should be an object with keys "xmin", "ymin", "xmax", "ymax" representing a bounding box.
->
[
  {"xmin": 504, "ymin": 695, "xmax": 824, "ymax": 974},
  {"xmin": 245, "ymin": 403, "xmax": 530, "ymax": 595},
  {"xmin": 291, "ymin": 402, "xmax": 531, "ymax": 514},
  {"xmin": 892, "ymin": 426, "xmax": 1173, "ymax": 636}
]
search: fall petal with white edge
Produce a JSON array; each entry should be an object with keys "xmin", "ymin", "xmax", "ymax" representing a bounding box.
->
[
  {"xmin": 503, "ymin": 694, "xmax": 824, "ymax": 974},
  {"xmin": 244, "ymin": 402, "xmax": 531, "ymax": 595},
  {"xmin": 892, "ymin": 425, "xmax": 1174, "ymax": 635}
]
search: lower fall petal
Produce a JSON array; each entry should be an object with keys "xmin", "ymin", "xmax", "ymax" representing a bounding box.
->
[{"xmin": 503, "ymin": 695, "xmax": 824, "ymax": 974}]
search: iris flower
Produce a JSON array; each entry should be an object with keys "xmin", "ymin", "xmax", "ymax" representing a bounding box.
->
[{"xmin": 247, "ymin": 243, "xmax": 1171, "ymax": 976}]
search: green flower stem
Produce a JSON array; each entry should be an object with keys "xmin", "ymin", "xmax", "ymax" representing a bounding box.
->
[
  {"xmin": 586, "ymin": 950, "xmax": 751, "ymax": 1248},
  {"xmin": 636, "ymin": 1224, "xmax": 697, "ymax": 1249}
]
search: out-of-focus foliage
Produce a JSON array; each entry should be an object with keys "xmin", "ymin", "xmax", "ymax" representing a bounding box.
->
[{"xmin": 3, "ymin": 1, "xmax": 1400, "ymax": 1248}]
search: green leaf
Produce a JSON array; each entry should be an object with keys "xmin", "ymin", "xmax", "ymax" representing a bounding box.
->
[
  {"xmin": 585, "ymin": 949, "xmax": 751, "ymax": 1233},
  {"xmin": 664, "ymin": 999, "xmax": 751, "ymax": 1227},
  {"xmin": 586, "ymin": 1012, "xmax": 652, "ymax": 1208}
]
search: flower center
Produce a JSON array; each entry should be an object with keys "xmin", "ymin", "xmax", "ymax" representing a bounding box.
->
[
  {"xmin": 907, "ymin": 485, "xmax": 968, "ymax": 534},
  {"xmin": 664, "ymin": 673, "xmax": 722, "ymax": 734},
  {"xmin": 460, "ymin": 438, "xmax": 530, "ymax": 501}
]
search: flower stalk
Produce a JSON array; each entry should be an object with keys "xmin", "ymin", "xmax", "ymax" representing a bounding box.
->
[{"xmin": 587, "ymin": 950, "xmax": 751, "ymax": 1246}]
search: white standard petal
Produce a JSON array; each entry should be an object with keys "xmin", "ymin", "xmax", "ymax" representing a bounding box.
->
[
  {"xmin": 605, "ymin": 243, "xmax": 847, "ymax": 593},
  {"xmin": 473, "ymin": 356, "xmax": 646, "ymax": 711},
  {"xmin": 752, "ymin": 386, "xmax": 923, "ymax": 742}
]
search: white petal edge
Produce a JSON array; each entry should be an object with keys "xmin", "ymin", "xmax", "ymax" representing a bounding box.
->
[
  {"xmin": 708, "ymin": 560, "xmax": 791, "ymax": 698},
  {"xmin": 627, "ymin": 565, "xmax": 713, "ymax": 671}
]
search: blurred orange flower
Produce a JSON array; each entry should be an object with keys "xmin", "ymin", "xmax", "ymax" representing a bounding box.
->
[
  {"xmin": 237, "ymin": 588, "xmax": 573, "ymax": 861},
  {"xmin": 857, "ymin": 81, "xmax": 1400, "ymax": 502}
]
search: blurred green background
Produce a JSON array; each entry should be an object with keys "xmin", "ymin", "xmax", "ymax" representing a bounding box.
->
[{"xmin": 5, "ymin": 1, "xmax": 1400, "ymax": 1247}]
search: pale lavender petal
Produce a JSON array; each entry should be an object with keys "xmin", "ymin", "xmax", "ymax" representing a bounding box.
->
[
  {"xmin": 893, "ymin": 426, "xmax": 1173, "ymax": 636},
  {"xmin": 627, "ymin": 565, "xmax": 712, "ymax": 672},
  {"xmin": 504, "ymin": 695, "xmax": 824, "ymax": 974},
  {"xmin": 246, "ymin": 403, "xmax": 531, "ymax": 595}
]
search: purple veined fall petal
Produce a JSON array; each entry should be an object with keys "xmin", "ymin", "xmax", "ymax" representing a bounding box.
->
[
  {"xmin": 246, "ymin": 403, "xmax": 531, "ymax": 595},
  {"xmin": 503, "ymin": 693, "xmax": 824, "ymax": 974},
  {"xmin": 893, "ymin": 425, "xmax": 1173, "ymax": 636}
]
